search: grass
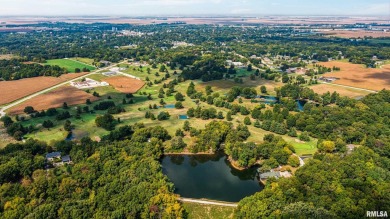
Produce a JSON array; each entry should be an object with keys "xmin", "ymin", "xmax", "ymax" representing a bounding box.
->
[
  {"xmin": 288, "ymin": 138, "xmax": 318, "ymax": 155},
  {"xmin": 45, "ymin": 59, "xmax": 95, "ymax": 72},
  {"xmin": 22, "ymin": 110, "xmax": 110, "ymax": 142},
  {"xmin": 86, "ymin": 73, "xmax": 109, "ymax": 82},
  {"xmin": 9, "ymin": 61, "xmax": 318, "ymax": 156},
  {"xmin": 183, "ymin": 203, "xmax": 235, "ymax": 219},
  {"xmin": 235, "ymin": 68, "xmax": 253, "ymax": 77},
  {"xmin": 70, "ymin": 57, "xmax": 95, "ymax": 66}
]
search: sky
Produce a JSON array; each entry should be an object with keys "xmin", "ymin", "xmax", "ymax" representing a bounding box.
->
[{"xmin": 0, "ymin": 0, "xmax": 389, "ymax": 16}]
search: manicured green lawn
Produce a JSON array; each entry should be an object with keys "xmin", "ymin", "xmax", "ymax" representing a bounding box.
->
[
  {"xmin": 183, "ymin": 203, "xmax": 235, "ymax": 219},
  {"xmin": 288, "ymin": 138, "xmax": 318, "ymax": 155},
  {"xmin": 45, "ymin": 59, "xmax": 95, "ymax": 72}
]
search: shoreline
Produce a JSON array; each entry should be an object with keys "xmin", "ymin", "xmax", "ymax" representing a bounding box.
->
[
  {"xmin": 163, "ymin": 150, "xmax": 250, "ymax": 171},
  {"xmin": 227, "ymin": 156, "xmax": 247, "ymax": 171},
  {"xmin": 163, "ymin": 151, "xmax": 214, "ymax": 156}
]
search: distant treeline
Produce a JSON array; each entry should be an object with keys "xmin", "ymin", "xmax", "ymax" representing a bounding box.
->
[{"xmin": 0, "ymin": 60, "xmax": 68, "ymax": 80}]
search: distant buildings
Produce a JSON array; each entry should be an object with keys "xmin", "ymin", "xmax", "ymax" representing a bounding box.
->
[
  {"xmin": 319, "ymin": 76, "xmax": 339, "ymax": 83},
  {"xmin": 100, "ymin": 60, "xmax": 111, "ymax": 66},
  {"xmin": 70, "ymin": 78, "xmax": 109, "ymax": 89},
  {"xmin": 226, "ymin": 60, "xmax": 246, "ymax": 68},
  {"xmin": 172, "ymin": 41, "xmax": 194, "ymax": 48},
  {"xmin": 286, "ymin": 67, "xmax": 307, "ymax": 74}
]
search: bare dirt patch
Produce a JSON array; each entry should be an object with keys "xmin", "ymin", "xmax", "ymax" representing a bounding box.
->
[
  {"xmin": 0, "ymin": 73, "xmax": 89, "ymax": 105},
  {"xmin": 310, "ymin": 84, "xmax": 372, "ymax": 98},
  {"xmin": 0, "ymin": 54, "xmax": 18, "ymax": 60},
  {"xmin": 103, "ymin": 76, "xmax": 145, "ymax": 93},
  {"xmin": 0, "ymin": 123, "xmax": 17, "ymax": 148},
  {"xmin": 6, "ymin": 86, "xmax": 98, "ymax": 115},
  {"xmin": 318, "ymin": 61, "xmax": 390, "ymax": 91},
  {"xmin": 320, "ymin": 30, "xmax": 390, "ymax": 38}
]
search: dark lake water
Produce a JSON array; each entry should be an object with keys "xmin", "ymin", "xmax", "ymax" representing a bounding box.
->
[
  {"xmin": 257, "ymin": 95, "xmax": 307, "ymax": 112},
  {"xmin": 162, "ymin": 152, "xmax": 263, "ymax": 202}
]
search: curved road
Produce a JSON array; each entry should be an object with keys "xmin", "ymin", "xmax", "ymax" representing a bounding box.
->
[
  {"xmin": 178, "ymin": 198, "xmax": 238, "ymax": 207},
  {"xmin": 0, "ymin": 60, "xmax": 127, "ymax": 117}
]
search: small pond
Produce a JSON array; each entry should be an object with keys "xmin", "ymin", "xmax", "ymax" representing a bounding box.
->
[{"xmin": 162, "ymin": 152, "xmax": 263, "ymax": 202}]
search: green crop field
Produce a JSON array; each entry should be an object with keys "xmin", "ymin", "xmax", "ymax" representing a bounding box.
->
[{"xmin": 45, "ymin": 59, "xmax": 95, "ymax": 72}]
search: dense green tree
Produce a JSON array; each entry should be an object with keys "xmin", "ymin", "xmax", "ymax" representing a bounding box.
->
[{"xmin": 95, "ymin": 114, "xmax": 116, "ymax": 130}]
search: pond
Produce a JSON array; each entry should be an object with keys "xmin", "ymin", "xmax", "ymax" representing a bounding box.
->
[
  {"xmin": 256, "ymin": 95, "xmax": 307, "ymax": 112},
  {"xmin": 178, "ymin": 115, "xmax": 189, "ymax": 120},
  {"xmin": 162, "ymin": 152, "xmax": 263, "ymax": 202}
]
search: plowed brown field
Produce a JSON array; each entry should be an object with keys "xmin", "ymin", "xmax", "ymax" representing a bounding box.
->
[
  {"xmin": 320, "ymin": 30, "xmax": 390, "ymax": 38},
  {"xmin": 319, "ymin": 61, "xmax": 390, "ymax": 91},
  {"xmin": 7, "ymin": 86, "xmax": 98, "ymax": 115},
  {"xmin": 103, "ymin": 76, "xmax": 145, "ymax": 93},
  {"xmin": 0, "ymin": 73, "xmax": 89, "ymax": 105}
]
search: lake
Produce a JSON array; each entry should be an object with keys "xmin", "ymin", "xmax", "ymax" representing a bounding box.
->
[{"xmin": 162, "ymin": 152, "xmax": 263, "ymax": 202}]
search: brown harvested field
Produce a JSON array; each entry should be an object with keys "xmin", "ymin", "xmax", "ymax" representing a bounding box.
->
[
  {"xmin": 6, "ymin": 86, "xmax": 98, "ymax": 115},
  {"xmin": 0, "ymin": 73, "xmax": 88, "ymax": 105},
  {"xmin": 319, "ymin": 61, "xmax": 390, "ymax": 91},
  {"xmin": 320, "ymin": 30, "xmax": 390, "ymax": 38},
  {"xmin": 103, "ymin": 76, "xmax": 145, "ymax": 93},
  {"xmin": 310, "ymin": 84, "xmax": 372, "ymax": 98}
]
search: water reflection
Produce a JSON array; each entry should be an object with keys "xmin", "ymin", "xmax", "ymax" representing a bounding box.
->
[{"xmin": 162, "ymin": 152, "xmax": 263, "ymax": 202}]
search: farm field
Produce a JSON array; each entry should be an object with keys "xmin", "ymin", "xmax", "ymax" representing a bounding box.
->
[
  {"xmin": 0, "ymin": 73, "xmax": 89, "ymax": 105},
  {"xmin": 6, "ymin": 86, "xmax": 99, "ymax": 115},
  {"xmin": 103, "ymin": 76, "xmax": 145, "ymax": 93},
  {"xmin": 319, "ymin": 61, "xmax": 390, "ymax": 91},
  {"xmin": 310, "ymin": 83, "xmax": 372, "ymax": 98},
  {"xmin": 320, "ymin": 30, "xmax": 390, "ymax": 38},
  {"xmin": 44, "ymin": 59, "xmax": 95, "ymax": 72}
]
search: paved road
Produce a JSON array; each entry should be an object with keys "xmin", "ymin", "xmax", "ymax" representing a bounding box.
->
[
  {"xmin": 178, "ymin": 198, "xmax": 238, "ymax": 207},
  {"xmin": 0, "ymin": 61, "xmax": 127, "ymax": 117},
  {"xmin": 293, "ymin": 153, "xmax": 305, "ymax": 167}
]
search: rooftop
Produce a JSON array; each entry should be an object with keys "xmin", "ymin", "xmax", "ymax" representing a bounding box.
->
[{"xmin": 46, "ymin": 152, "xmax": 61, "ymax": 159}]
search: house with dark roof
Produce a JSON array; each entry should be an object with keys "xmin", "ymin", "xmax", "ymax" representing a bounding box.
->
[
  {"xmin": 61, "ymin": 155, "xmax": 72, "ymax": 164},
  {"xmin": 45, "ymin": 152, "xmax": 61, "ymax": 162},
  {"xmin": 259, "ymin": 171, "xmax": 281, "ymax": 180},
  {"xmin": 46, "ymin": 152, "xmax": 72, "ymax": 167}
]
